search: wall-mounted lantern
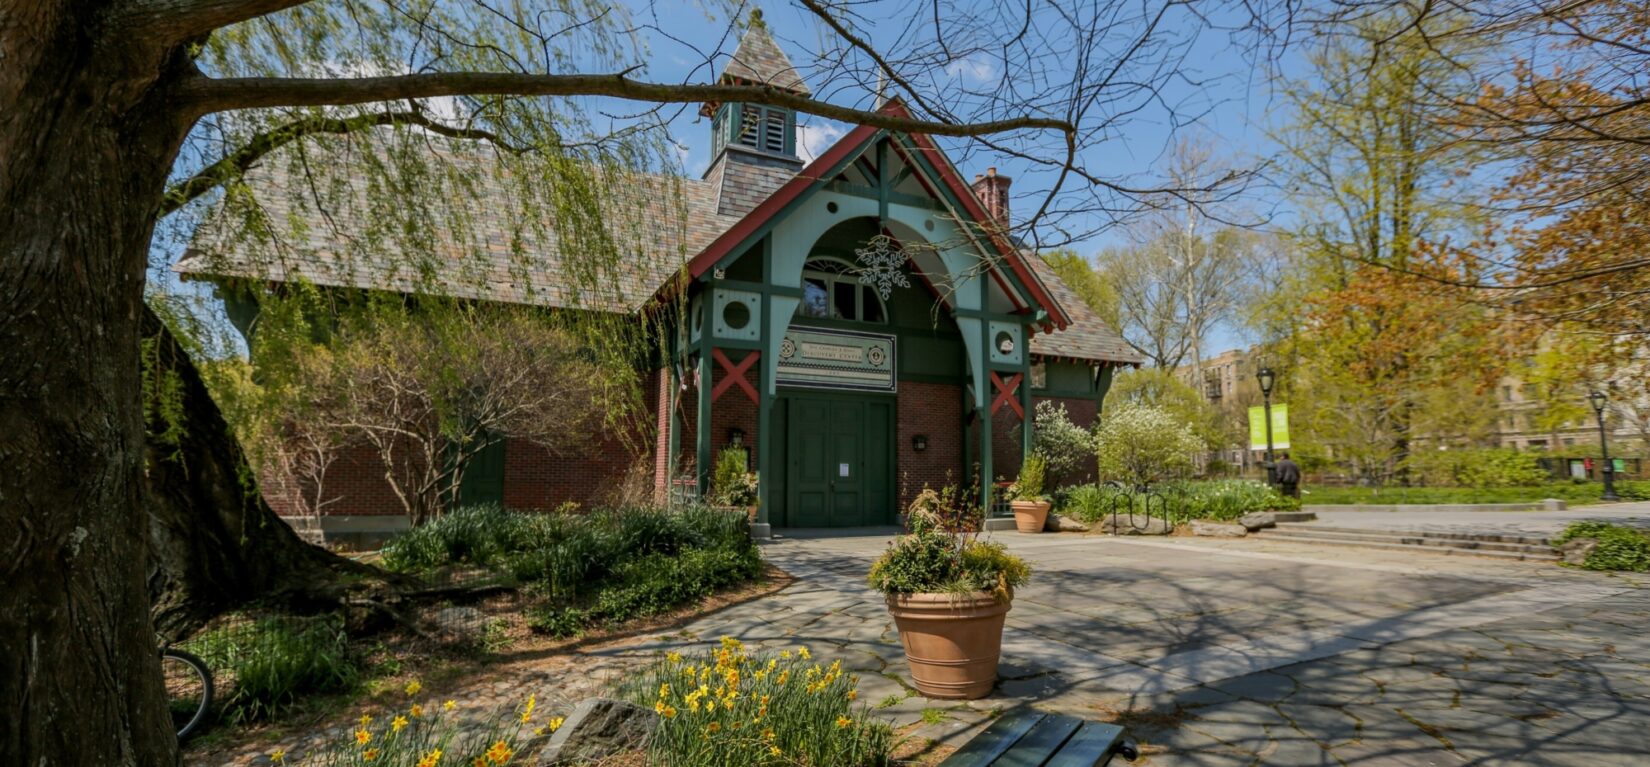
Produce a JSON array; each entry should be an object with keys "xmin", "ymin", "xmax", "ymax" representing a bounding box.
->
[
  {"xmin": 727, "ymin": 427, "xmax": 745, "ymax": 450},
  {"xmin": 912, "ymin": 434, "xmax": 929, "ymax": 452}
]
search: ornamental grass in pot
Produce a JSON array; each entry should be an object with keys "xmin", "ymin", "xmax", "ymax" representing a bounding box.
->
[
  {"xmin": 1006, "ymin": 453, "xmax": 1052, "ymax": 533},
  {"xmin": 869, "ymin": 487, "xmax": 1031, "ymax": 699}
]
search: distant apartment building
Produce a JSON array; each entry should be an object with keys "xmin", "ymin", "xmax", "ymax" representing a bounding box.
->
[{"xmin": 1174, "ymin": 347, "xmax": 1263, "ymax": 472}]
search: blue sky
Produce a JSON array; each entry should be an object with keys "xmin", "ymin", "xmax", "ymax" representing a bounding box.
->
[{"xmin": 620, "ymin": 2, "xmax": 1299, "ymax": 356}]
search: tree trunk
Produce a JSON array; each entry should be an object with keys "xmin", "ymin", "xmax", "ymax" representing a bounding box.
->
[
  {"xmin": 0, "ymin": 5, "xmax": 196, "ymax": 763},
  {"xmin": 141, "ymin": 306, "xmax": 382, "ymax": 641}
]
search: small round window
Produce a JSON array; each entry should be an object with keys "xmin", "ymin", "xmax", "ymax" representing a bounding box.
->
[
  {"xmin": 995, "ymin": 330, "xmax": 1015, "ymax": 355},
  {"xmin": 723, "ymin": 299, "xmax": 751, "ymax": 330}
]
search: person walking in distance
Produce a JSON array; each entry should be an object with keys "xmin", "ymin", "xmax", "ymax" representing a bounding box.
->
[{"xmin": 1275, "ymin": 452, "xmax": 1302, "ymax": 499}]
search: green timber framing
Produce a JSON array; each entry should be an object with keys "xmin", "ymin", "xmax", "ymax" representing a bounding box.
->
[{"xmin": 662, "ymin": 101, "xmax": 1098, "ymax": 531}]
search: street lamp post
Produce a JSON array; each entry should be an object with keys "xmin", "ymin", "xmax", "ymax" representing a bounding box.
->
[
  {"xmin": 1589, "ymin": 390, "xmax": 1620, "ymax": 502},
  {"xmin": 1257, "ymin": 367, "xmax": 1276, "ymax": 487}
]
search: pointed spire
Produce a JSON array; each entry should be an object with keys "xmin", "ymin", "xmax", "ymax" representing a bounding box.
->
[{"xmin": 720, "ymin": 7, "xmax": 811, "ymax": 96}]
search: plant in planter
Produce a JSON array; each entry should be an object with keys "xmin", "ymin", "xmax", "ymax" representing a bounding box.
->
[
  {"xmin": 710, "ymin": 447, "xmax": 760, "ymax": 520},
  {"xmin": 868, "ymin": 492, "xmax": 1031, "ymax": 699},
  {"xmin": 1004, "ymin": 453, "xmax": 1051, "ymax": 533}
]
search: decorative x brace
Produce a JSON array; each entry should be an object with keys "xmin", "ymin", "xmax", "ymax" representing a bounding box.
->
[
  {"xmin": 711, "ymin": 348, "xmax": 761, "ymax": 405},
  {"xmin": 990, "ymin": 371, "xmax": 1024, "ymax": 418}
]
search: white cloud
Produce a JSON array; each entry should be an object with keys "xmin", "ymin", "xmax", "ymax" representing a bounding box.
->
[
  {"xmin": 944, "ymin": 56, "xmax": 997, "ymax": 83},
  {"xmin": 797, "ymin": 121, "xmax": 848, "ymax": 163}
]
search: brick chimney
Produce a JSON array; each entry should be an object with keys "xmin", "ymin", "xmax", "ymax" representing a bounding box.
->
[{"xmin": 971, "ymin": 167, "xmax": 1011, "ymax": 228}]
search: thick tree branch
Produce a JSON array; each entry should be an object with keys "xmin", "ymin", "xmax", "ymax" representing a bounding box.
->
[
  {"xmin": 123, "ymin": 0, "xmax": 308, "ymax": 43},
  {"xmin": 178, "ymin": 72, "xmax": 1075, "ymax": 139},
  {"xmin": 159, "ymin": 109, "xmax": 521, "ymax": 216}
]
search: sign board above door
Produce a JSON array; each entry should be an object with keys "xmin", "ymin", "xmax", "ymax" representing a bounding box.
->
[{"xmin": 777, "ymin": 326, "xmax": 897, "ymax": 393}]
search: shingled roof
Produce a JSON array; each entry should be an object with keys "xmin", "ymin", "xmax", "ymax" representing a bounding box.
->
[
  {"xmin": 1027, "ymin": 254, "xmax": 1143, "ymax": 366},
  {"xmin": 720, "ymin": 10, "xmax": 811, "ymax": 96},
  {"xmin": 176, "ymin": 146, "xmax": 741, "ymax": 313}
]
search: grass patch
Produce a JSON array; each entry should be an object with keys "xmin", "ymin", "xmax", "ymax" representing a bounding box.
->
[
  {"xmin": 1299, "ymin": 481, "xmax": 1650, "ymax": 506},
  {"xmin": 182, "ymin": 612, "xmax": 359, "ymax": 724}
]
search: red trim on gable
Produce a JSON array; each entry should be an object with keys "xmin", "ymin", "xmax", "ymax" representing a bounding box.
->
[{"xmin": 681, "ymin": 98, "xmax": 1070, "ymax": 330}]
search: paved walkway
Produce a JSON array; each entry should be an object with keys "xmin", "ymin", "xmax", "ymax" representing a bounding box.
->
[
  {"xmin": 1310, "ymin": 501, "xmax": 1650, "ymax": 538},
  {"xmin": 203, "ymin": 529, "xmax": 1650, "ymax": 765},
  {"xmin": 640, "ymin": 529, "xmax": 1650, "ymax": 766}
]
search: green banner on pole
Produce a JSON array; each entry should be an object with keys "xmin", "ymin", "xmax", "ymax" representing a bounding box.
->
[{"xmin": 1248, "ymin": 404, "xmax": 1291, "ymax": 451}]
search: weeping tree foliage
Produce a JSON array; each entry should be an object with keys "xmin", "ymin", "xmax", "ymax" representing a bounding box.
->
[{"xmin": 3, "ymin": 0, "xmax": 1295, "ymax": 762}]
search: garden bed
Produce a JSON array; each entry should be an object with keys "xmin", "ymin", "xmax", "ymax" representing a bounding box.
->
[
  {"xmin": 1299, "ymin": 482, "xmax": 1650, "ymax": 506},
  {"xmin": 178, "ymin": 505, "xmax": 775, "ymax": 762}
]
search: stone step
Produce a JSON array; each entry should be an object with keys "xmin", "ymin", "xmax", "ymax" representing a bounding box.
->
[
  {"xmin": 1259, "ymin": 527, "xmax": 1556, "ymax": 555},
  {"xmin": 1271, "ymin": 511, "xmax": 1318, "ymax": 523},
  {"xmin": 1273, "ymin": 523, "xmax": 1552, "ymax": 546},
  {"xmin": 1251, "ymin": 531, "xmax": 1562, "ymax": 562}
]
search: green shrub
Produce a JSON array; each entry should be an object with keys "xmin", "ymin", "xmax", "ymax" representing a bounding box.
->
[
  {"xmin": 1554, "ymin": 522, "xmax": 1650, "ymax": 572},
  {"xmin": 1007, "ymin": 453, "xmax": 1048, "ymax": 502},
  {"xmin": 184, "ymin": 613, "xmax": 359, "ymax": 722},
  {"xmin": 867, "ymin": 508, "xmax": 1030, "ymax": 598},
  {"xmin": 618, "ymin": 638, "xmax": 892, "ymax": 767},
  {"xmin": 711, "ymin": 448, "xmax": 759, "ymax": 507},
  {"xmin": 1406, "ymin": 448, "xmax": 1548, "ymax": 488},
  {"xmin": 529, "ymin": 543, "xmax": 763, "ymax": 636},
  {"xmin": 379, "ymin": 503, "xmax": 522, "ymax": 571},
  {"xmin": 1057, "ymin": 479, "xmax": 1296, "ymax": 524}
]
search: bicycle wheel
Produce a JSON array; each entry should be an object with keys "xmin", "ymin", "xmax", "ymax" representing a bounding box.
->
[{"xmin": 161, "ymin": 649, "xmax": 214, "ymax": 740}]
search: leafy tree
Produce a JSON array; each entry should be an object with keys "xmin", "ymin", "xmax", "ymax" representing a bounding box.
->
[
  {"xmin": 1107, "ymin": 367, "xmax": 1224, "ymax": 451},
  {"xmin": 0, "ymin": 0, "xmax": 1286, "ymax": 759},
  {"xmin": 1041, "ymin": 249, "xmax": 1120, "ymax": 330}
]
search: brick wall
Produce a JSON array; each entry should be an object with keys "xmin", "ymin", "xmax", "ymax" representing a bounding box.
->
[
  {"xmin": 672, "ymin": 350, "xmax": 763, "ymax": 495},
  {"xmin": 895, "ymin": 381, "xmax": 965, "ymax": 509}
]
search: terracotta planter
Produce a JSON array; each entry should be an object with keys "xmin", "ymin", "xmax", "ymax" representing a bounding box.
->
[
  {"xmin": 886, "ymin": 591, "xmax": 1012, "ymax": 699},
  {"xmin": 1010, "ymin": 500, "xmax": 1050, "ymax": 533}
]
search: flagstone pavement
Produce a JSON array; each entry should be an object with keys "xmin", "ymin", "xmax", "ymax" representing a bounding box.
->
[
  {"xmin": 601, "ymin": 529, "xmax": 1650, "ymax": 766},
  {"xmin": 204, "ymin": 528, "xmax": 1650, "ymax": 766}
]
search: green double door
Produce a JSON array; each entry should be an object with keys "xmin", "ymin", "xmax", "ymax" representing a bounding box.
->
[{"xmin": 786, "ymin": 396, "xmax": 893, "ymax": 527}]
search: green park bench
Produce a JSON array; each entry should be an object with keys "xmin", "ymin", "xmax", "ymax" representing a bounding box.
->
[{"xmin": 939, "ymin": 711, "xmax": 1138, "ymax": 767}]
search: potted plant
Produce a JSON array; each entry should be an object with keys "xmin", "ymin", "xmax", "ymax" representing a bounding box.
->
[
  {"xmin": 1005, "ymin": 453, "xmax": 1051, "ymax": 533},
  {"xmin": 710, "ymin": 447, "xmax": 760, "ymax": 521},
  {"xmin": 869, "ymin": 487, "xmax": 1031, "ymax": 699}
]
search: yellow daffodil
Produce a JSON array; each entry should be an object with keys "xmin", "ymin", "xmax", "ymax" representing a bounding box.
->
[
  {"xmin": 705, "ymin": 722, "xmax": 721, "ymax": 734},
  {"xmin": 658, "ymin": 682, "xmax": 671, "ymax": 699},
  {"xmin": 798, "ymin": 647, "xmax": 811, "ymax": 660},
  {"xmin": 770, "ymin": 746, "xmax": 782, "ymax": 756},
  {"xmin": 391, "ymin": 716, "xmax": 409, "ymax": 732},
  {"xmin": 548, "ymin": 716, "xmax": 566, "ymax": 732},
  {"xmin": 836, "ymin": 716, "xmax": 853, "ymax": 729},
  {"xmin": 410, "ymin": 703, "xmax": 424, "ymax": 718},
  {"xmin": 762, "ymin": 727, "xmax": 775, "ymax": 741},
  {"xmin": 359, "ymin": 714, "xmax": 373, "ymax": 726},
  {"xmin": 415, "ymin": 748, "xmax": 442, "ymax": 767},
  {"xmin": 443, "ymin": 699, "xmax": 456, "ymax": 711},
  {"xmin": 485, "ymin": 741, "xmax": 512, "ymax": 764},
  {"xmin": 780, "ymin": 650, "xmax": 792, "ymax": 659},
  {"xmin": 404, "ymin": 680, "xmax": 422, "ymax": 696},
  {"xmin": 666, "ymin": 651, "xmax": 682, "ymax": 664},
  {"xmin": 270, "ymin": 749, "xmax": 287, "ymax": 764},
  {"xmin": 363, "ymin": 748, "xmax": 380, "ymax": 762},
  {"xmin": 520, "ymin": 694, "xmax": 536, "ymax": 723},
  {"xmin": 848, "ymin": 690, "xmax": 858, "ymax": 701},
  {"xmin": 355, "ymin": 729, "xmax": 372, "ymax": 746},
  {"xmin": 776, "ymin": 670, "xmax": 790, "ymax": 685},
  {"xmin": 660, "ymin": 705, "xmax": 677, "ymax": 719}
]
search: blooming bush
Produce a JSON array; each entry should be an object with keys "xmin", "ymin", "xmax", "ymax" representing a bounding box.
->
[
  {"xmin": 618, "ymin": 637, "xmax": 892, "ymax": 766},
  {"xmin": 711, "ymin": 448, "xmax": 760, "ymax": 508},
  {"xmin": 1033, "ymin": 401, "xmax": 1096, "ymax": 484},
  {"xmin": 1094, "ymin": 403, "xmax": 1202, "ymax": 487},
  {"xmin": 268, "ymin": 680, "xmax": 561, "ymax": 766}
]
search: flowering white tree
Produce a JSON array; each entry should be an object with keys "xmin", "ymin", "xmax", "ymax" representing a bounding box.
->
[{"xmin": 1095, "ymin": 403, "xmax": 1203, "ymax": 487}]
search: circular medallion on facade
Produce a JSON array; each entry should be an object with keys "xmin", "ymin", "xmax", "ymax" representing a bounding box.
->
[
  {"xmin": 779, "ymin": 338, "xmax": 796, "ymax": 359},
  {"xmin": 867, "ymin": 345, "xmax": 886, "ymax": 366}
]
